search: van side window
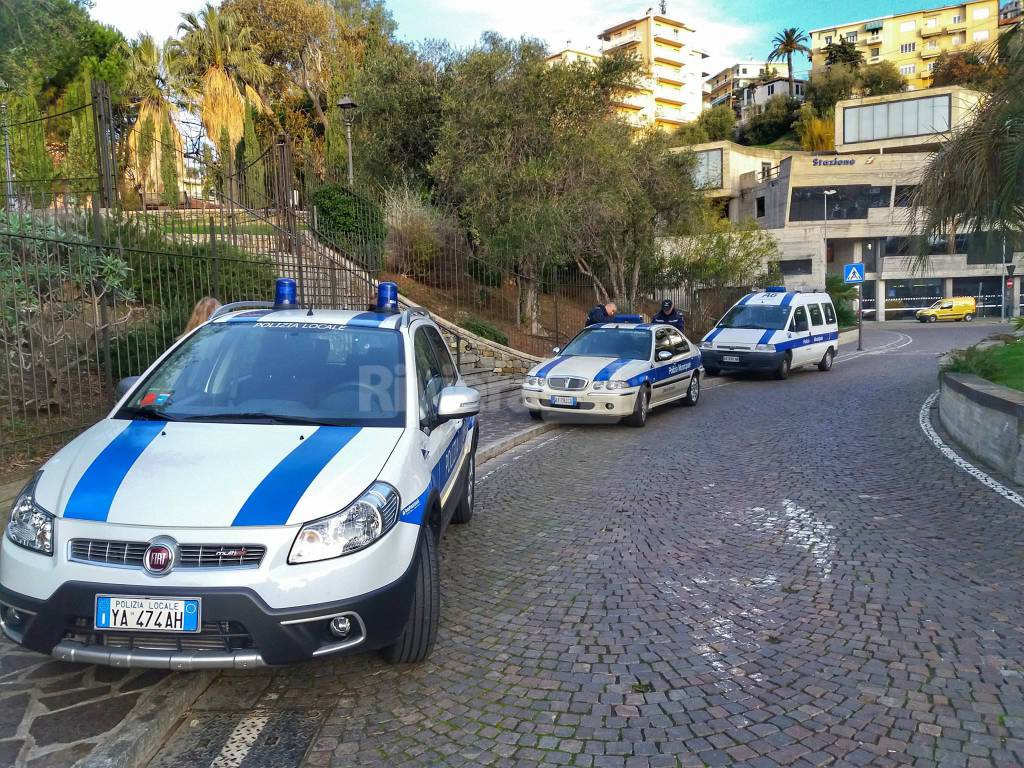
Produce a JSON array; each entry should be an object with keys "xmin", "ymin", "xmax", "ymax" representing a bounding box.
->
[
  {"xmin": 809, "ymin": 304, "xmax": 824, "ymax": 327},
  {"xmin": 941, "ymin": 301, "xmax": 953, "ymax": 309},
  {"xmin": 823, "ymin": 303, "xmax": 836, "ymax": 324},
  {"xmin": 790, "ymin": 306, "xmax": 808, "ymax": 331}
]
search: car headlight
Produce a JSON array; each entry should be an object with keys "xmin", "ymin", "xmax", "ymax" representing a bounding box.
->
[
  {"xmin": 288, "ymin": 482, "xmax": 400, "ymax": 564},
  {"xmin": 524, "ymin": 376, "xmax": 545, "ymax": 388},
  {"xmin": 700, "ymin": 341, "xmax": 713, "ymax": 349},
  {"xmin": 754, "ymin": 343, "xmax": 775, "ymax": 352},
  {"xmin": 604, "ymin": 380, "xmax": 628, "ymax": 391},
  {"xmin": 7, "ymin": 474, "xmax": 53, "ymax": 556}
]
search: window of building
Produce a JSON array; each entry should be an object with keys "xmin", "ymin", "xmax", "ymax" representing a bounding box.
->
[
  {"xmin": 868, "ymin": 186, "xmax": 892, "ymax": 208},
  {"xmin": 741, "ymin": 67, "xmax": 748, "ymax": 74},
  {"xmin": 789, "ymin": 186, "xmax": 880, "ymax": 222},
  {"xmin": 951, "ymin": 14, "xmax": 963, "ymax": 24},
  {"xmin": 761, "ymin": 162, "xmax": 772, "ymax": 180},
  {"xmin": 756, "ymin": 196, "xmax": 766, "ymax": 217},
  {"xmin": 843, "ymin": 94, "xmax": 951, "ymax": 143},
  {"xmin": 775, "ymin": 258, "xmax": 813, "ymax": 276},
  {"xmin": 846, "ymin": 31, "xmax": 858, "ymax": 42},
  {"xmin": 824, "ymin": 35, "xmax": 833, "ymax": 45},
  {"xmin": 767, "ymin": 83, "xmax": 775, "ymax": 95},
  {"xmin": 973, "ymin": 30, "xmax": 990, "ymax": 42},
  {"xmin": 928, "ymin": 62, "xmax": 937, "ymax": 72},
  {"xmin": 693, "ymin": 148, "xmax": 723, "ymax": 189},
  {"xmin": 900, "ymin": 42, "xmax": 917, "ymax": 53},
  {"xmin": 900, "ymin": 64, "xmax": 917, "ymax": 75},
  {"xmin": 952, "ymin": 32, "xmax": 966, "ymax": 45},
  {"xmin": 900, "ymin": 20, "xmax": 916, "ymax": 31},
  {"xmin": 924, "ymin": 17, "xmax": 938, "ymax": 28},
  {"xmin": 894, "ymin": 185, "xmax": 917, "ymax": 207},
  {"xmin": 974, "ymin": 7, "xmax": 990, "ymax": 19},
  {"xmin": 795, "ymin": 82, "xmax": 804, "ymax": 95},
  {"xmin": 871, "ymin": 47, "xmax": 881, "ymax": 58}
]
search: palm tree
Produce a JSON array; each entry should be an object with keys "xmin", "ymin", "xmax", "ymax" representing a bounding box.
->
[
  {"xmin": 909, "ymin": 25, "xmax": 1023, "ymax": 272},
  {"xmin": 165, "ymin": 4, "xmax": 270, "ymax": 149},
  {"xmin": 767, "ymin": 28, "xmax": 811, "ymax": 97},
  {"xmin": 124, "ymin": 35, "xmax": 182, "ymax": 203}
]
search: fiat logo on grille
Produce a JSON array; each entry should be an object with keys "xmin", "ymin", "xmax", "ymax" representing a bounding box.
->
[{"xmin": 143, "ymin": 537, "xmax": 178, "ymax": 576}]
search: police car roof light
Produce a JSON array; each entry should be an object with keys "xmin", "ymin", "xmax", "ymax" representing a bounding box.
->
[
  {"xmin": 377, "ymin": 281, "xmax": 399, "ymax": 314},
  {"xmin": 764, "ymin": 286, "xmax": 786, "ymax": 292},
  {"xmin": 612, "ymin": 314, "xmax": 644, "ymax": 323},
  {"xmin": 274, "ymin": 278, "xmax": 298, "ymax": 309}
]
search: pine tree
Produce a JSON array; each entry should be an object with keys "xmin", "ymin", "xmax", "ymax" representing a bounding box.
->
[{"xmin": 159, "ymin": 121, "xmax": 179, "ymax": 207}]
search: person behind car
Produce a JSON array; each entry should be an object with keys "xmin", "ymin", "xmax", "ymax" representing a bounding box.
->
[
  {"xmin": 181, "ymin": 297, "xmax": 221, "ymax": 337},
  {"xmin": 586, "ymin": 302, "xmax": 617, "ymax": 327},
  {"xmin": 652, "ymin": 299, "xmax": 685, "ymax": 332}
]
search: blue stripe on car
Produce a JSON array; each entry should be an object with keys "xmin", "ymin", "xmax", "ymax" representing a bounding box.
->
[
  {"xmin": 594, "ymin": 358, "xmax": 633, "ymax": 382},
  {"xmin": 757, "ymin": 329, "xmax": 775, "ymax": 345},
  {"xmin": 625, "ymin": 354, "xmax": 701, "ymax": 387},
  {"xmin": 774, "ymin": 330, "xmax": 838, "ymax": 352},
  {"xmin": 232, "ymin": 426, "xmax": 361, "ymax": 526},
  {"xmin": 780, "ymin": 292, "xmax": 797, "ymax": 308},
  {"xmin": 64, "ymin": 421, "xmax": 166, "ymax": 521},
  {"xmin": 736, "ymin": 293, "xmax": 755, "ymax": 306},
  {"xmin": 401, "ymin": 419, "xmax": 472, "ymax": 526},
  {"xmin": 536, "ymin": 356, "xmax": 569, "ymax": 378},
  {"xmin": 345, "ymin": 312, "xmax": 393, "ymax": 328}
]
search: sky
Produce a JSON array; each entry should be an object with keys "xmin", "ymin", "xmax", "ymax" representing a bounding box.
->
[{"xmin": 90, "ymin": 0, "xmax": 1013, "ymax": 78}]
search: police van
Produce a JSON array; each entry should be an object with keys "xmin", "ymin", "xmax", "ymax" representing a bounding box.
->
[
  {"xmin": 0, "ymin": 281, "xmax": 479, "ymax": 669},
  {"xmin": 699, "ymin": 288, "xmax": 839, "ymax": 379}
]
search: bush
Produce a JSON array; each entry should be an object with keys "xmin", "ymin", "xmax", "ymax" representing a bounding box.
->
[
  {"xmin": 462, "ymin": 316, "xmax": 508, "ymax": 346},
  {"xmin": 941, "ymin": 345, "xmax": 1000, "ymax": 382},
  {"xmin": 825, "ymin": 273, "xmax": 857, "ymax": 327},
  {"xmin": 794, "ymin": 104, "xmax": 835, "ymax": 151},
  {"xmin": 311, "ymin": 183, "xmax": 386, "ymax": 268},
  {"xmin": 383, "ymin": 184, "xmax": 466, "ymax": 288},
  {"xmin": 858, "ymin": 62, "xmax": 905, "ymax": 97},
  {"xmin": 736, "ymin": 96, "xmax": 799, "ymax": 146}
]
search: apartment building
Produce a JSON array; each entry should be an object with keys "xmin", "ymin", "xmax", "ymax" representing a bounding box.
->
[
  {"xmin": 739, "ymin": 77, "xmax": 806, "ymax": 123},
  {"xmin": 680, "ymin": 87, "xmax": 1020, "ymax": 319},
  {"xmin": 548, "ymin": 11, "xmax": 710, "ymax": 129},
  {"xmin": 809, "ymin": 1, "xmax": 1001, "ymax": 91},
  {"xmin": 1001, "ymin": 0, "xmax": 1023, "ymax": 25},
  {"xmin": 706, "ymin": 61, "xmax": 790, "ymax": 114}
]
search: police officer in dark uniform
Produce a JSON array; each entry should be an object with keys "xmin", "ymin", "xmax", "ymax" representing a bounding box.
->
[
  {"xmin": 586, "ymin": 302, "xmax": 617, "ymax": 326},
  {"xmin": 652, "ymin": 299, "xmax": 685, "ymax": 332}
]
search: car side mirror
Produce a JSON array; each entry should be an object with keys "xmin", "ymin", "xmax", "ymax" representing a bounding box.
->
[
  {"xmin": 656, "ymin": 349, "xmax": 673, "ymax": 362},
  {"xmin": 552, "ymin": 346, "xmax": 561, "ymax": 355},
  {"xmin": 436, "ymin": 386, "xmax": 481, "ymax": 423},
  {"xmin": 115, "ymin": 376, "xmax": 140, "ymax": 400},
  {"xmin": 793, "ymin": 319, "xmax": 809, "ymax": 333}
]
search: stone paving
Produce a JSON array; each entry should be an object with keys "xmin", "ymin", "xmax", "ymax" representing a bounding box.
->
[{"xmin": 267, "ymin": 321, "xmax": 1021, "ymax": 768}]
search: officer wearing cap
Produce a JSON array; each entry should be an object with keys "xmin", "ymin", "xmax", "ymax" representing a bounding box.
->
[{"xmin": 653, "ymin": 299, "xmax": 685, "ymax": 332}]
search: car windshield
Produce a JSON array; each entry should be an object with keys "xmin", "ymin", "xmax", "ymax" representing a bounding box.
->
[
  {"xmin": 718, "ymin": 304, "xmax": 791, "ymax": 331},
  {"xmin": 561, "ymin": 328, "xmax": 650, "ymax": 360},
  {"xmin": 117, "ymin": 321, "xmax": 406, "ymax": 427}
]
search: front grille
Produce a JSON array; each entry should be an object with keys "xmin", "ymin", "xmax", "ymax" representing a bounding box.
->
[
  {"xmin": 69, "ymin": 539, "xmax": 266, "ymax": 569},
  {"xmin": 548, "ymin": 376, "xmax": 588, "ymax": 391},
  {"xmin": 718, "ymin": 344, "xmax": 752, "ymax": 351},
  {"xmin": 65, "ymin": 617, "xmax": 254, "ymax": 653}
]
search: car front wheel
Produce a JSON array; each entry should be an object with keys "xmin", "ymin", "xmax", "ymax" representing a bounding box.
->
[
  {"xmin": 681, "ymin": 372, "xmax": 700, "ymax": 406},
  {"xmin": 964, "ymin": 313, "xmax": 974, "ymax": 322},
  {"xmin": 624, "ymin": 386, "xmax": 650, "ymax": 427},
  {"xmin": 382, "ymin": 531, "xmax": 440, "ymax": 664},
  {"xmin": 774, "ymin": 353, "xmax": 791, "ymax": 380}
]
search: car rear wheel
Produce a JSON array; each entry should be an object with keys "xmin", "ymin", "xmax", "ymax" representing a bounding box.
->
[
  {"xmin": 681, "ymin": 372, "xmax": 700, "ymax": 406},
  {"xmin": 817, "ymin": 347, "xmax": 834, "ymax": 372},
  {"xmin": 451, "ymin": 454, "xmax": 474, "ymax": 525},
  {"xmin": 382, "ymin": 531, "xmax": 440, "ymax": 664},
  {"xmin": 964, "ymin": 313, "xmax": 974, "ymax": 322},
  {"xmin": 624, "ymin": 386, "xmax": 650, "ymax": 427},
  {"xmin": 773, "ymin": 353, "xmax": 791, "ymax": 380}
]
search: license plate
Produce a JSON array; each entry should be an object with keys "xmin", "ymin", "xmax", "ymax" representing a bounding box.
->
[
  {"xmin": 95, "ymin": 595, "xmax": 201, "ymax": 633},
  {"xmin": 723, "ymin": 355, "xmax": 740, "ymax": 363},
  {"xmin": 549, "ymin": 395, "xmax": 577, "ymax": 407}
]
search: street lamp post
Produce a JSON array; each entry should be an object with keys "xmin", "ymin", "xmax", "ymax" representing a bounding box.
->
[{"xmin": 337, "ymin": 96, "xmax": 358, "ymax": 188}]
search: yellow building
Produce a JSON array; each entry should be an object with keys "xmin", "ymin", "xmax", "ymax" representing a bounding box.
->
[
  {"xmin": 547, "ymin": 11, "xmax": 710, "ymax": 130},
  {"xmin": 809, "ymin": 0, "xmax": 1001, "ymax": 91}
]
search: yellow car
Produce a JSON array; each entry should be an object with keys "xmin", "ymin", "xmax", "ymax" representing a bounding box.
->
[{"xmin": 916, "ymin": 296, "xmax": 977, "ymax": 323}]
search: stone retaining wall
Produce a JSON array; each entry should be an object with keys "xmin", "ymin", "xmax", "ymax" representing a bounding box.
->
[{"xmin": 939, "ymin": 372, "xmax": 1024, "ymax": 484}]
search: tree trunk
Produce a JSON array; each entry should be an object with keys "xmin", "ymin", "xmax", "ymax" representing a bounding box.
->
[{"xmin": 787, "ymin": 53, "xmax": 795, "ymax": 97}]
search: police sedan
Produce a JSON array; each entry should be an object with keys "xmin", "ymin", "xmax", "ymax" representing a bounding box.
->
[
  {"xmin": 522, "ymin": 321, "xmax": 702, "ymax": 427},
  {"xmin": 0, "ymin": 282, "xmax": 480, "ymax": 669}
]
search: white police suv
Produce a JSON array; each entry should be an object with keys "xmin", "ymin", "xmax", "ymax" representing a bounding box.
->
[
  {"xmin": 0, "ymin": 281, "xmax": 480, "ymax": 669},
  {"xmin": 522, "ymin": 318, "xmax": 702, "ymax": 427},
  {"xmin": 700, "ymin": 288, "xmax": 839, "ymax": 379}
]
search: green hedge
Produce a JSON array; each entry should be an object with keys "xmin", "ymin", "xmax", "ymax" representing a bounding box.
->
[
  {"xmin": 462, "ymin": 317, "xmax": 508, "ymax": 346},
  {"xmin": 311, "ymin": 184, "xmax": 386, "ymax": 268}
]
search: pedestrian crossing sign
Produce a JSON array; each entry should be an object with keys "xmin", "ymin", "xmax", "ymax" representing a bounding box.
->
[{"xmin": 843, "ymin": 263, "xmax": 865, "ymax": 284}]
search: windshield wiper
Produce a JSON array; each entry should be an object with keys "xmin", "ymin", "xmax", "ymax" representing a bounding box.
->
[
  {"xmin": 179, "ymin": 412, "xmax": 344, "ymax": 426},
  {"xmin": 117, "ymin": 406, "xmax": 180, "ymax": 422}
]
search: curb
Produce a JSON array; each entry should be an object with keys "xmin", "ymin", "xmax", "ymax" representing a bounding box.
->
[
  {"xmin": 838, "ymin": 328, "xmax": 860, "ymax": 347},
  {"xmin": 78, "ymin": 670, "xmax": 215, "ymax": 768},
  {"xmin": 477, "ymin": 422, "xmax": 560, "ymax": 465}
]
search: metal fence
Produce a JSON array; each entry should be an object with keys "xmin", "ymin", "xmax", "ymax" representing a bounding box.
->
[{"xmin": 0, "ymin": 81, "xmax": 732, "ymax": 473}]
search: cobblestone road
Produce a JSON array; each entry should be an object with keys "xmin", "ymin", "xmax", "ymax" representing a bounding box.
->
[{"xmin": 167, "ymin": 322, "xmax": 1024, "ymax": 768}]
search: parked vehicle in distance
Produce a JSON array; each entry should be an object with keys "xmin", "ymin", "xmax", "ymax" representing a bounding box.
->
[
  {"xmin": 522, "ymin": 321, "xmax": 703, "ymax": 427},
  {"xmin": 915, "ymin": 296, "xmax": 976, "ymax": 323},
  {"xmin": 0, "ymin": 281, "xmax": 480, "ymax": 669},
  {"xmin": 700, "ymin": 288, "xmax": 839, "ymax": 380}
]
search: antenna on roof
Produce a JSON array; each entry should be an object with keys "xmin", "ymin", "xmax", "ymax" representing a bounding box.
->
[{"xmin": 659, "ymin": 0, "xmax": 667, "ymax": 14}]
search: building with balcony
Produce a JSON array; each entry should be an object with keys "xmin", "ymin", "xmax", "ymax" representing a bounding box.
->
[
  {"xmin": 738, "ymin": 77, "xmax": 806, "ymax": 124},
  {"xmin": 678, "ymin": 87, "xmax": 1021, "ymax": 319},
  {"xmin": 706, "ymin": 61, "xmax": 791, "ymax": 115},
  {"xmin": 548, "ymin": 11, "xmax": 710, "ymax": 130},
  {"xmin": 808, "ymin": 1, "xmax": 1001, "ymax": 91},
  {"xmin": 1001, "ymin": 0, "xmax": 1023, "ymax": 25}
]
